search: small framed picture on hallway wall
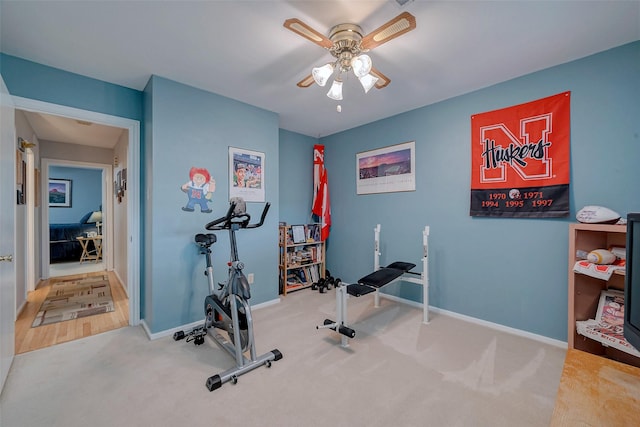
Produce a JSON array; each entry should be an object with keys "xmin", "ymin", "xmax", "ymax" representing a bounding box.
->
[{"xmin": 48, "ymin": 178, "xmax": 72, "ymax": 208}]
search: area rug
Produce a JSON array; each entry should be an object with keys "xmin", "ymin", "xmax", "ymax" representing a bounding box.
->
[{"xmin": 32, "ymin": 275, "xmax": 114, "ymax": 327}]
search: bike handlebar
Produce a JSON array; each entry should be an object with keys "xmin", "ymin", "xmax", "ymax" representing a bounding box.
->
[
  {"xmin": 205, "ymin": 201, "xmax": 270, "ymax": 231},
  {"xmin": 247, "ymin": 202, "xmax": 270, "ymax": 229}
]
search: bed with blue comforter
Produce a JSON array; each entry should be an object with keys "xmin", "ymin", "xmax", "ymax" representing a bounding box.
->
[{"xmin": 49, "ymin": 212, "xmax": 99, "ymax": 263}]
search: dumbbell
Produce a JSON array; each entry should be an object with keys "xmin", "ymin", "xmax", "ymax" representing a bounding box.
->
[
  {"xmin": 311, "ymin": 278, "xmax": 326, "ymax": 291},
  {"xmin": 318, "ymin": 279, "xmax": 327, "ymax": 294}
]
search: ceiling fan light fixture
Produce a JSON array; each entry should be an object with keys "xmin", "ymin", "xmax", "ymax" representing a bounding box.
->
[
  {"xmin": 285, "ymin": 12, "xmax": 417, "ymax": 104},
  {"xmin": 312, "ymin": 63, "xmax": 334, "ymax": 87},
  {"xmin": 351, "ymin": 54, "xmax": 373, "ymax": 78},
  {"xmin": 326, "ymin": 79, "xmax": 343, "ymax": 100},
  {"xmin": 358, "ymin": 73, "xmax": 379, "ymax": 93}
]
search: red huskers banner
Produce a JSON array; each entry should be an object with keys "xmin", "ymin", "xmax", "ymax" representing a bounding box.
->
[
  {"xmin": 470, "ymin": 92, "xmax": 570, "ymax": 218},
  {"xmin": 312, "ymin": 144, "xmax": 331, "ymax": 240}
]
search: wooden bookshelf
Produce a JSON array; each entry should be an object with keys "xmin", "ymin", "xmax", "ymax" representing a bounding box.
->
[
  {"xmin": 568, "ymin": 222, "xmax": 640, "ymax": 367},
  {"xmin": 278, "ymin": 223, "xmax": 325, "ymax": 295}
]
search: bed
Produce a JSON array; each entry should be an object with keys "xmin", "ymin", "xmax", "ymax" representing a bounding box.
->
[{"xmin": 49, "ymin": 211, "xmax": 100, "ymax": 263}]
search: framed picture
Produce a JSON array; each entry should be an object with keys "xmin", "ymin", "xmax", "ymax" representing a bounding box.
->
[
  {"xmin": 16, "ymin": 150, "xmax": 22, "ymax": 184},
  {"xmin": 229, "ymin": 146, "xmax": 265, "ymax": 202},
  {"xmin": 35, "ymin": 168, "xmax": 40, "ymax": 207},
  {"xmin": 48, "ymin": 178, "xmax": 72, "ymax": 207},
  {"xmin": 121, "ymin": 167, "xmax": 127, "ymax": 190},
  {"xmin": 291, "ymin": 225, "xmax": 306, "ymax": 244},
  {"xmin": 21, "ymin": 161, "xmax": 26, "ymax": 204},
  {"xmin": 356, "ymin": 141, "xmax": 416, "ymax": 195}
]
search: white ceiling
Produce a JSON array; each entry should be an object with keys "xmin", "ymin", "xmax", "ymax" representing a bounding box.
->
[
  {"xmin": 2, "ymin": 0, "xmax": 639, "ymax": 142},
  {"xmin": 19, "ymin": 112, "xmax": 126, "ymax": 148}
]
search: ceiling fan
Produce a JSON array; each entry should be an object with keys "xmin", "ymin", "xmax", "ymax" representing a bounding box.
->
[{"xmin": 283, "ymin": 12, "xmax": 417, "ymax": 100}]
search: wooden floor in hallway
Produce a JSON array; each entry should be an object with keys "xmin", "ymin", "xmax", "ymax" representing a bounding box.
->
[{"xmin": 15, "ymin": 270, "xmax": 129, "ymax": 354}]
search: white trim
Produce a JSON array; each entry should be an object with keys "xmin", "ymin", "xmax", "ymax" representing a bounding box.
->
[
  {"xmin": 141, "ymin": 298, "xmax": 281, "ymax": 340},
  {"xmin": 141, "ymin": 319, "xmax": 200, "ymax": 341},
  {"xmin": 251, "ymin": 297, "xmax": 281, "ymax": 311},
  {"xmin": 16, "ymin": 300, "xmax": 27, "ymax": 319},
  {"xmin": 378, "ymin": 292, "xmax": 423, "ymax": 309},
  {"xmin": 25, "ymin": 149, "xmax": 35, "ymax": 296},
  {"xmin": 378, "ymin": 293, "xmax": 568, "ymax": 349},
  {"xmin": 113, "ymin": 269, "xmax": 128, "ymax": 298},
  {"xmin": 41, "ymin": 158, "xmax": 113, "ymax": 282},
  {"xmin": 12, "ymin": 96, "xmax": 141, "ymax": 326},
  {"xmin": 0, "ymin": 74, "xmax": 16, "ymax": 392}
]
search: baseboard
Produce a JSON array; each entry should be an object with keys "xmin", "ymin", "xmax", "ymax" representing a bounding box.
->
[
  {"xmin": 142, "ymin": 292, "xmax": 565, "ymax": 349},
  {"xmin": 378, "ymin": 293, "xmax": 567, "ymax": 349},
  {"xmin": 113, "ymin": 270, "xmax": 128, "ymax": 298},
  {"xmin": 251, "ymin": 297, "xmax": 281, "ymax": 310},
  {"xmin": 16, "ymin": 300, "xmax": 27, "ymax": 321},
  {"xmin": 141, "ymin": 297, "xmax": 281, "ymax": 341}
]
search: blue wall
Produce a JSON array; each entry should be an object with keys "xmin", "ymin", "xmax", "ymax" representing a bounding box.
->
[
  {"xmin": 315, "ymin": 41, "xmax": 640, "ymax": 341},
  {"xmin": 0, "ymin": 55, "xmax": 142, "ymax": 120},
  {"xmin": 49, "ymin": 166, "xmax": 102, "ymax": 224},
  {"xmin": 0, "ymin": 54, "xmax": 147, "ymax": 317},
  {"xmin": 278, "ymin": 129, "xmax": 316, "ymax": 224},
  {"xmin": 143, "ymin": 76, "xmax": 280, "ymax": 333},
  {"xmin": 2, "ymin": 41, "xmax": 638, "ymax": 342}
]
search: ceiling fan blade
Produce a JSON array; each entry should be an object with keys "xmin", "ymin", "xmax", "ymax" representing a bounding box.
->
[
  {"xmin": 284, "ymin": 18, "xmax": 333, "ymax": 49},
  {"xmin": 360, "ymin": 12, "xmax": 417, "ymax": 51},
  {"xmin": 370, "ymin": 67, "xmax": 390, "ymax": 89},
  {"xmin": 296, "ymin": 74, "xmax": 316, "ymax": 88}
]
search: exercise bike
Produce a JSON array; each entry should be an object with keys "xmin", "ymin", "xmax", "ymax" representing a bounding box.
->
[{"xmin": 173, "ymin": 198, "xmax": 283, "ymax": 391}]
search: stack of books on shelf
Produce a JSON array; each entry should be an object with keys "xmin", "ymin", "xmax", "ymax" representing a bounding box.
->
[
  {"xmin": 309, "ymin": 246, "xmax": 321, "ymax": 263},
  {"xmin": 576, "ymin": 289, "xmax": 640, "ymax": 357},
  {"xmin": 287, "ymin": 249, "xmax": 314, "ymax": 266},
  {"xmin": 285, "ymin": 264, "xmax": 320, "ymax": 288}
]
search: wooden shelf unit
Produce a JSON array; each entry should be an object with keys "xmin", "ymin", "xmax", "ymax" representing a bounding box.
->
[
  {"xmin": 279, "ymin": 223, "xmax": 325, "ymax": 295},
  {"xmin": 568, "ymin": 222, "xmax": 640, "ymax": 367}
]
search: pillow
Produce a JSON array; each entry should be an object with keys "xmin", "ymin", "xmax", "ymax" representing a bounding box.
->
[{"xmin": 79, "ymin": 211, "xmax": 93, "ymax": 224}]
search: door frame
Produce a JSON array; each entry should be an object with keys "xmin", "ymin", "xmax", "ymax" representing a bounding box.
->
[
  {"xmin": 13, "ymin": 96, "xmax": 141, "ymax": 326},
  {"xmin": 0, "ymin": 73, "xmax": 16, "ymax": 393},
  {"xmin": 42, "ymin": 159, "xmax": 113, "ymax": 277}
]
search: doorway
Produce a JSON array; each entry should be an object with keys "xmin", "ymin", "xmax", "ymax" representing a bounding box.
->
[
  {"xmin": 42, "ymin": 160, "xmax": 112, "ymax": 279},
  {"xmin": 13, "ymin": 96, "xmax": 141, "ymax": 333},
  {"xmin": 45, "ymin": 162, "xmax": 110, "ymax": 279}
]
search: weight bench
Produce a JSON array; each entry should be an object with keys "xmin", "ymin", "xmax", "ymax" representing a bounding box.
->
[
  {"xmin": 318, "ymin": 225, "xmax": 430, "ymax": 348},
  {"xmin": 346, "ymin": 261, "xmax": 417, "ymax": 297}
]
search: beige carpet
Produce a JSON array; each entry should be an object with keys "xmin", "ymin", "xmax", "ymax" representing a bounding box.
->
[
  {"xmin": 31, "ymin": 275, "xmax": 114, "ymax": 327},
  {"xmin": 2, "ymin": 289, "xmax": 566, "ymax": 427}
]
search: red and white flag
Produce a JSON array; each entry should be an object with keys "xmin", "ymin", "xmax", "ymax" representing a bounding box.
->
[
  {"xmin": 312, "ymin": 144, "xmax": 331, "ymax": 240},
  {"xmin": 470, "ymin": 91, "xmax": 571, "ymax": 218}
]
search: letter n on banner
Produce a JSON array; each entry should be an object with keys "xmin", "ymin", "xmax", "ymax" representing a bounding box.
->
[{"xmin": 470, "ymin": 91, "xmax": 570, "ymax": 218}]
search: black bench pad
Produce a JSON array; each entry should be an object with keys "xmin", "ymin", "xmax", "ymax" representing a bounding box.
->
[
  {"xmin": 358, "ymin": 262, "xmax": 416, "ymax": 288},
  {"xmin": 347, "ymin": 283, "xmax": 378, "ymax": 297},
  {"xmin": 385, "ymin": 261, "xmax": 416, "ymax": 272}
]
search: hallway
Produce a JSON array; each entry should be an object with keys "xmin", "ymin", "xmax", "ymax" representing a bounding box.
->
[{"xmin": 15, "ymin": 270, "xmax": 129, "ymax": 354}]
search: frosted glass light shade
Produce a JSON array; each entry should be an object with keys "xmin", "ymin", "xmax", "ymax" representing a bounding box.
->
[
  {"xmin": 312, "ymin": 63, "xmax": 334, "ymax": 87},
  {"xmin": 351, "ymin": 54, "xmax": 373, "ymax": 78},
  {"xmin": 87, "ymin": 211, "xmax": 103, "ymax": 223},
  {"xmin": 326, "ymin": 79, "xmax": 343, "ymax": 100},
  {"xmin": 358, "ymin": 73, "xmax": 379, "ymax": 93}
]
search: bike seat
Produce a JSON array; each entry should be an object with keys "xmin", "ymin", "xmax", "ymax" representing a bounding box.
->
[{"xmin": 195, "ymin": 233, "xmax": 217, "ymax": 247}]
